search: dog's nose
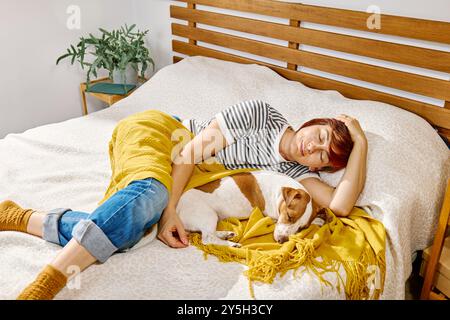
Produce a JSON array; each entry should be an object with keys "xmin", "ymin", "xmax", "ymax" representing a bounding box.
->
[{"xmin": 277, "ymin": 235, "xmax": 288, "ymax": 243}]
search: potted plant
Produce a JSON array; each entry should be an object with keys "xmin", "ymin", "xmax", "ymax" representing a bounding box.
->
[{"xmin": 56, "ymin": 24, "xmax": 154, "ymax": 88}]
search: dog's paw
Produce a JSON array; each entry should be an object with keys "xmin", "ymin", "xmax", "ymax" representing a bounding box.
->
[
  {"xmin": 215, "ymin": 231, "xmax": 236, "ymax": 240},
  {"xmin": 229, "ymin": 241, "xmax": 241, "ymax": 248},
  {"xmin": 311, "ymin": 217, "xmax": 325, "ymax": 226}
]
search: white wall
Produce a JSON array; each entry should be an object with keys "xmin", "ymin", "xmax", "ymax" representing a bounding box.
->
[
  {"xmin": 1, "ymin": 0, "xmax": 450, "ymax": 138},
  {"xmin": 132, "ymin": 0, "xmax": 175, "ymax": 72},
  {"xmin": 0, "ymin": 0, "xmax": 137, "ymax": 138}
]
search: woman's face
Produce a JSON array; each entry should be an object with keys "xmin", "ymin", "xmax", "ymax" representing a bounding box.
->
[{"xmin": 289, "ymin": 124, "xmax": 332, "ymax": 171}]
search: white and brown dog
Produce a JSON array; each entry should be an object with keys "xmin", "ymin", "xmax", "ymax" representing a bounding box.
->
[{"xmin": 177, "ymin": 171, "xmax": 324, "ymax": 247}]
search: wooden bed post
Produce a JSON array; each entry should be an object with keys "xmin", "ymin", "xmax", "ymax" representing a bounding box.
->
[
  {"xmin": 420, "ymin": 179, "xmax": 450, "ymax": 300},
  {"xmin": 287, "ymin": 19, "xmax": 300, "ymax": 70},
  {"xmin": 188, "ymin": 1, "xmax": 197, "ymax": 46},
  {"xmin": 444, "ymin": 102, "xmax": 450, "ymax": 140}
]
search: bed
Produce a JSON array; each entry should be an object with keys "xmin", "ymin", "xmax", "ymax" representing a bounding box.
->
[{"xmin": 1, "ymin": 0, "xmax": 449, "ymax": 300}]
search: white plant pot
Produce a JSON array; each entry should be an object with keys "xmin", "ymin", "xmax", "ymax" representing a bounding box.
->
[{"xmin": 112, "ymin": 64, "xmax": 138, "ymax": 85}]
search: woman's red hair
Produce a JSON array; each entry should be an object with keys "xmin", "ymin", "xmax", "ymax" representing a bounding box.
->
[{"xmin": 299, "ymin": 118, "xmax": 353, "ymax": 172}]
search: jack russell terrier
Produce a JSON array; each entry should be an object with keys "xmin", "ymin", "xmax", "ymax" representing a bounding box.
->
[{"xmin": 177, "ymin": 171, "xmax": 324, "ymax": 247}]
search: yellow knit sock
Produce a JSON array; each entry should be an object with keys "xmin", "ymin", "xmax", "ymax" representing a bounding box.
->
[
  {"xmin": 0, "ymin": 200, "xmax": 34, "ymax": 233},
  {"xmin": 17, "ymin": 264, "xmax": 67, "ymax": 300}
]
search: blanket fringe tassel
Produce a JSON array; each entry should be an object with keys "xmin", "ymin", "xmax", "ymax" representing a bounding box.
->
[{"xmin": 190, "ymin": 233, "xmax": 385, "ymax": 300}]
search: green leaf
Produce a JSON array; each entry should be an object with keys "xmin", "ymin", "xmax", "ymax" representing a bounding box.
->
[
  {"xmin": 99, "ymin": 28, "xmax": 110, "ymax": 36},
  {"xmin": 105, "ymin": 49, "xmax": 120, "ymax": 59},
  {"xmin": 56, "ymin": 53, "xmax": 71, "ymax": 65},
  {"xmin": 84, "ymin": 38, "xmax": 97, "ymax": 45}
]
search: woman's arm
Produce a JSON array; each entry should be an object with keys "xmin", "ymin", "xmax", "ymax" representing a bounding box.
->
[
  {"xmin": 157, "ymin": 119, "xmax": 227, "ymax": 248},
  {"xmin": 300, "ymin": 116, "xmax": 368, "ymax": 217}
]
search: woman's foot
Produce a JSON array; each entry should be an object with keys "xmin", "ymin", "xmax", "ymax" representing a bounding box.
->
[
  {"xmin": 16, "ymin": 264, "xmax": 67, "ymax": 300},
  {"xmin": 17, "ymin": 239, "xmax": 97, "ymax": 300},
  {"xmin": 0, "ymin": 200, "xmax": 34, "ymax": 233}
]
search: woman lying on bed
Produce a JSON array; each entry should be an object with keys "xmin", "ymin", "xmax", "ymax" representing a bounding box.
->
[{"xmin": 0, "ymin": 99, "xmax": 367, "ymax": 299}]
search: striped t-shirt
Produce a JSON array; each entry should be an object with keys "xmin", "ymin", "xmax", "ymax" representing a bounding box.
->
[{"xmin": 182, "ymin": 100, "xmax": 319, "ymax": 181}]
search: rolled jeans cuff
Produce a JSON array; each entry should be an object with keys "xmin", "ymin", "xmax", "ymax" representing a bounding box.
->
[
  {"xmin": 42, "ymin": 208, "xmax": 72, "ymax": 244},
  {"xmin": 72, "ymin": 220, "xmax": 118, "ymax": 263}
]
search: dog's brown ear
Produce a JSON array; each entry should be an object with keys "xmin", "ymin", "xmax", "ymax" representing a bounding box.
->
[
  {"xmin": 282, "ymin": 187, "xmax": 310, "ymax": 210},
  {"xmin": 296, "ymin": 189, "xmax": 310, "ymax": 203},
  {"xmin": 282, "ymin": 187, "xmax": 310, "ymax": 204},
  {"xmin": 281, "ymin": 187, "xmax": 297, "ymax": 205},
  {"xmin": 281, "ymin": 187, "xmax": 311, "ymax": 223}
]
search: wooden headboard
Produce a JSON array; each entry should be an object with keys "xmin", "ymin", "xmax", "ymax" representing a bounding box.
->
[{"xmin": 170, "ymin": 0, "xmax": 450, "ymax": 140}]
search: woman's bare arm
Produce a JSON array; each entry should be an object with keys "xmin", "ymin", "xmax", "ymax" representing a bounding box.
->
[
  {"xmin": 300, "ymin": 116, "xmax": 368, "ymax": 217},
  {"xmin": 157, "ymin": 119, "xmax": 227, "ymax": 248}
]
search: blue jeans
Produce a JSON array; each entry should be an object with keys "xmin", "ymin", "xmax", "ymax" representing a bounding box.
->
[{"xmin": 42, "ymin": 178, "xmax": 169, "ymax": 263}]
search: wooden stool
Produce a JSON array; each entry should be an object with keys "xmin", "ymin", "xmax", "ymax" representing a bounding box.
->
[{"xmin": 80, "ymin": 76, "xmax": 147, "ymax": 115}]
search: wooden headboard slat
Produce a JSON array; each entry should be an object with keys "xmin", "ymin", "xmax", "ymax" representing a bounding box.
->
[
  {"xmin": 172, "ymin": 0, "xmax": 450, "ymax": 139},
  {"xmin": 173, "ymin": 23, "xmax": 450, "ymax": 101},
  {"xmin": 172, "ymin": 41, "xmax": 450, "ymax": 131},
  {"xmin": 177, "ymin": 0, "xmax": 450, "ymax": 44},
  {"xmin": 171, "ymin": 5, "xmax": 450, "ymax": 73},
  {"xmin": 297, "ymin": 28, "xmax": 450, "ymax": 74}
]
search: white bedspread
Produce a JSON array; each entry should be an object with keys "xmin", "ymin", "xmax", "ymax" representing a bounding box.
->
[{"xmin": 0, "ymin": 56, "xmax": 448, "ymax": 299}]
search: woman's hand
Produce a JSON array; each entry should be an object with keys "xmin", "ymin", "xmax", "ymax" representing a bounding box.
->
[
  {"xmin": 156, "ymin": 119, "xmax": 226, "ymax": 249},
  {"xmin": 157, "ymin": 205, "xmax": 188, "ymax": 248},
  {"xmin": 336, "ymin": 115, "xmax": 367, "ymax": 144}
]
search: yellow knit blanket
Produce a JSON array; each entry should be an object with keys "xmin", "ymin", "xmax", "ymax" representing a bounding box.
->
[{"xmin": 190, "ymin": 206, "xmax": 386, "ymax": 300}]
